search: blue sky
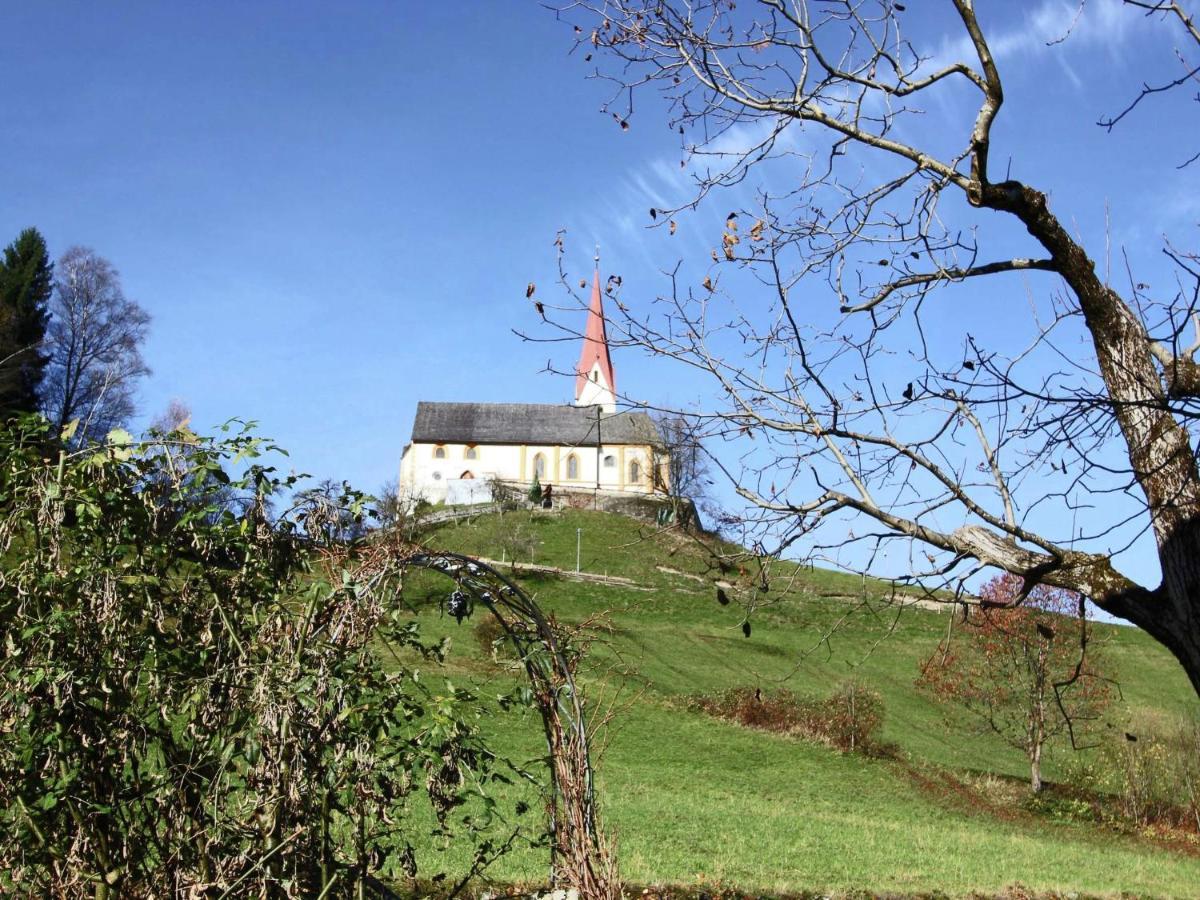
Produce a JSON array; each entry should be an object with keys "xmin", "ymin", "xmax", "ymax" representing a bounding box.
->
[
  {"xmin": 1, "ymin": 1, "xmax": 665, "ymax": 485},
  {"xmin": 2, "ymin": 1, "xmax": 1196, "ymax": 591}
]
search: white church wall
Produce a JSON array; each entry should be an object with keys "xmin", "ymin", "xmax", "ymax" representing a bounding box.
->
[
  {"xmin": 400, "ymin": 440, "xmax": 664, "ymax": 507},
  {"xmin": 444, "ymin": 479, "xmax": 495, "ymax": 505},
  {"xmin": 523, "ymin": 443, "xmax": 658, "ymax": 493},
  {"xmin": 400, "ymin": 441, "xmax": 516, "ymax": 506}
]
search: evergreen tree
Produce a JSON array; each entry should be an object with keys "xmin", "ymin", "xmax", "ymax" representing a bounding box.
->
[{"xmin": 0, "ymin": 228, "xmax": 53, "ymax": 417}]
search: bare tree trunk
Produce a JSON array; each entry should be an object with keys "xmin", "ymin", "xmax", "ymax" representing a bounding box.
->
[
  {"xmin": 1030, "ymin": 741, "xmax": 1043, "ymax": 795},
  {"xmin": 1029, "ymin": 656, "xmax": 1046, "ymax": 794}
]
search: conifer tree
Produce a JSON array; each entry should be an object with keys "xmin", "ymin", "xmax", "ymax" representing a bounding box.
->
[{"xmin": 0, "ymin": 228, "xmax": 52, "ymax": 418}]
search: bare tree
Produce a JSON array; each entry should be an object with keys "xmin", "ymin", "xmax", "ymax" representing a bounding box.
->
[
  {"xmin": 550, "ymin": 1, "xmax": 1200, "ymax": 696},
  {"xmin": 42, "ymin": 246, "xmax": 150, "ymax": 441},
  {"xmin": 651, "ymin": 413, "xmax": 708, "ymax": 497},
  {"xmin": 374, "ymin": 478, "xmax": 404, "ymax": 528},
  {"xmin": 650, "ymin": 412, "xmax": 712, "ymax": 528},
  {"xmin": 143, "ymin": 398, "xmax": 261, "ymax": 524},
  {"xmin": 149, "ymin": 397, "xmax": 191, "ymax": 434}
]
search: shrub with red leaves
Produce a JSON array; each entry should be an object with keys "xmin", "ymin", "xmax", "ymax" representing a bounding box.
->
[{"xmin": 690, "ymin": 681, "xmax": 888, "ymax": 755}]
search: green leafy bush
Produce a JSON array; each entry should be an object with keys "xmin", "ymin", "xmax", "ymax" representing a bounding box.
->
[{"xmin": 0, "ymin": 417, "xmax": 516, "ymax": 896}]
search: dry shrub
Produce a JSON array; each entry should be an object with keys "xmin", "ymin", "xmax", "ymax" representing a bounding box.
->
[
  {"xmin": 690, "ymin": 681, "xmax": 890, "ymax": 756},
  {"xmin": 1174, "ymin": 717, "xmax": 1200, "ymax": 833},
  {"xmin": 499, "ymin": 521, "xmax": 540, "ymax": 568},
  {"xmin": 473, "ymin": 614, "xmax": 522, "ymax": 662},
  {"xmin": 1063, "ymin": 712, "xmax": 1200, "ymax": 833},
  {"xmin": 818, "ymin": 680, "xmax": 886, "ymax": 754},
  {"xmin": 691, "ymin": 687, "xmax": 805, "ymax": 732},
  {"xmin": 1105, "ymin": 716, "xmax": 1200, "ymax": 832},
  {"xmin": 474, "ymin": 613, "xmax": 504, "ymax": 655}
]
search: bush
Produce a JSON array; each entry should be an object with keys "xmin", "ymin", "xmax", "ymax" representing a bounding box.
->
[
  {"xmin": 1103, "ymin": 717, "xmax": 1200, "ymax": 831},
  {"xmin": 819, "ymin": 680, "xmax": 885, "ymax": 754},
  {"xmin": 690, "ymin": 687, "xmax": 805, "ymax": 733},
  {"xmin": 1172, "ymin": 717, "xmax": 1200, "ymax": 833},
  {"xmin": 473, "ymin": 614, "xmax": 526, "ymax": 662},
  {"xmin": 0, "ymin": 418, "xmax": 514, "ymax": 896},
  {"xmin": 1022, "ymin": 793, "xmax": 1098, "ymax": 824},
  {"xmin": 690, "ymin": 681, "xmax": 888, "ymax": 756},
  {"xmin": 1064, "ymin": 712, "xmax": 1200, "ymax": 832}
]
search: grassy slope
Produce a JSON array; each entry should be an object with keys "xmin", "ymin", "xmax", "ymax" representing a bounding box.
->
[{"xmin": 401, "ymin": 509, "xmax": 1200, "ymax": 897}]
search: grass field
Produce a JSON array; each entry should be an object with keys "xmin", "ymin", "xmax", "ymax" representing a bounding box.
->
[{"xmin": 396, "ymin": 508, "xmax": 1200, "ymax": 897}]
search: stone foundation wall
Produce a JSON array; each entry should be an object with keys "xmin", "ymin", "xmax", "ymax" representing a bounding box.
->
[{"xmin": 494, "ymin": 481, "xmax": 700, "ymax": 529}]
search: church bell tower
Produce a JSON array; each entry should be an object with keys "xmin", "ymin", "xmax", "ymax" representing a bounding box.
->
[{"xmin": 574, "ymin": 256, "xmax": 617, "ymax": 413}]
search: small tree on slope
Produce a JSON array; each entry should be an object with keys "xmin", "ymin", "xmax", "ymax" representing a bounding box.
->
[{"xmin": 918, "ymin": 574, "xmax": 1113, "ymax": 793}]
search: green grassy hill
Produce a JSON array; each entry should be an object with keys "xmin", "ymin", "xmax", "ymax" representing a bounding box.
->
[{"xmin": 399, "ymin": 509, "xmax": 1200, "ymax": 897}]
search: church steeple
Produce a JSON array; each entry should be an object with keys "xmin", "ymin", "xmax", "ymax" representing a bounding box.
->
[{"xmin": 574, "ymin": 255, "xmax": 617, "ymax": 413}]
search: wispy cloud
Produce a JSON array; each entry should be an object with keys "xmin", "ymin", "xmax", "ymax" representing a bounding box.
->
[
  {"xmin": 576, "ymin": 116, "xmax": 819, "ymax": 271},
  {"xmin": 932, "ymin": 0, "xmax": 1157, "ymax": 72}
]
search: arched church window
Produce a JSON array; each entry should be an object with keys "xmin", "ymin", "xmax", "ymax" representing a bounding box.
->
[
  {"xmin": 460, "ymin": 470, "xmax": 475, "ymax": 480},
  {"xmin": 566, "ymin": 454, "xmax": 579, "ymax": 480},
  {"xmin": 629, "ymin": 460, "xmax": 641, "ymax": 483},
  {"xmin": 603, "ymin": 455, "xmax": 615, "ymax": 468},
  {"xmin": 533, "ymin": 453, "xmax": 546, "ymax": 480},
  {"xmin": 433, "ymin": 445, "xmax": 446, "ymax": 459},
  {"xmin": 464, "ymin": 445, "xmax": 478, "ymax": 460}
]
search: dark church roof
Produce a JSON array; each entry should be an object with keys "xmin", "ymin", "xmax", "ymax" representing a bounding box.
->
[{"xmin": 410, "ymin": 402, "xmax": 661, "ymax": 447}]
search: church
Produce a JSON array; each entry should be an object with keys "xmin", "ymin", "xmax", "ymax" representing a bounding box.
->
[{"xmin": 398, "ymin": 265, "xmax": 667, "ymax": 506}]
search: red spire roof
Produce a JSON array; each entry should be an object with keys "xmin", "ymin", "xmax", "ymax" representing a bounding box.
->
[{"xmin": 575, "ymin": 267, "xmax": 616, "ymax": 401}]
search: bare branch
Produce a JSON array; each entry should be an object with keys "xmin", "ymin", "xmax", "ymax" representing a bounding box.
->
[{"xmin": 841, "ymin": 258, "xmax": 1057, "ymax": 314}]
